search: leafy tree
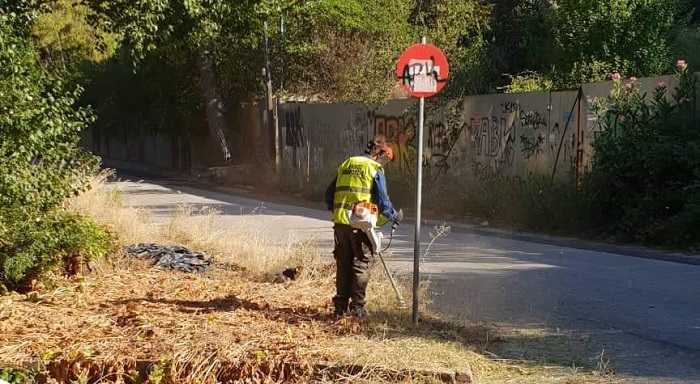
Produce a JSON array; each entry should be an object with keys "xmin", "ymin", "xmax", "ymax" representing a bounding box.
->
[
  {"xmin": 489, "ymin": 0, "xmax": 691, "ymax": 90},
  {"xmin": 84, "ymin": 0, "xmax": 277, "ymax": 162},
  {"xmin": 0, "ymin": 13, "xmax": 95, "ymax": 212},
  {"xmin": 32, "ymin": 0, "xmax": 118, "ymax": 70},
  {"xmin": 79, "ymin": 45, "xmax": 201, "ymax": 159},
  {"xmin": 411, "ymin": 0, "xmax": 493, "ymax": 96},
  {"xmin": 79, "ymin": 0, "xmax": 420, "ymax": 166},
  {"xmin": 0, "ymin": 0, "xmax": 46, "ymax": 27},
  {"xmin": 87, "ymin": 0, "xmax": 416, "ymax": 102},
  {"xmin": 548, "ymin": 0, "xmax": 689, "ymax": 86},
  {"xmin": 500, "ymin": 71, "xmax": 553, "ymax": 93},
  {"xmin": 30, "ymin": 0, "xmax": 118, "ymax": 77},
  {"xmin": 487, "ymin": 0, "xmax": 556, "ymax": 80},
  {"xmin": 238, "ymin": 0, "xmax": 415, "ymax": 102}
]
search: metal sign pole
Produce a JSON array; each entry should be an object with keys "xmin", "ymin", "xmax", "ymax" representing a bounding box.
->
[
  {"xmin": 412, "ymin": 36, "xmax": 427, "ymax": 326},
  {"xmin": 396, "ymin": 35, "xmax": 447, "ymax": 326}
]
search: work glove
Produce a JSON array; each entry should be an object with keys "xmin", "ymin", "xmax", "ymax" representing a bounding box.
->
[{"xmin": 394, "ymin": 208, "xmax": 404, "ymax": 225}]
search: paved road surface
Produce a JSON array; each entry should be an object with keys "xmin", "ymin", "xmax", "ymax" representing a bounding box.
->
[{"xmin": 112, "ymin": 176, "xmax": 700, "ymax": 383}]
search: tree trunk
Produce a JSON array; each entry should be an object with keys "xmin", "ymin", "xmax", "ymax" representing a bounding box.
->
[{"xmin": 197, "ymin": 51, "xmax": 232, "ymax": 163}]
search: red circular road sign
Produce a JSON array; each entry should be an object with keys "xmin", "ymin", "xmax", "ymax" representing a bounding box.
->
[{"xmin": 396, "ymin": 43, "xmax": 449, "ymax": 98}]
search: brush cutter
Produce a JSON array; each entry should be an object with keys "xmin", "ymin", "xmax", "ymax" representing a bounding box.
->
[{"xmin": 348, "ymin": 202, "xmax": 407, "ymax": 308}]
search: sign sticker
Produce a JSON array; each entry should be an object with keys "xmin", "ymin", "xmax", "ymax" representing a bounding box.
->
[{"xmin": 396, "ymin": 43, "xmax": 450, "ymax": 98}]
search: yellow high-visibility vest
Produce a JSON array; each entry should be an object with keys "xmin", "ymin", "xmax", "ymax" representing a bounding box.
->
[{"xmin": 332, "ymin": 156, "xmax": 382, "ymax": 225}]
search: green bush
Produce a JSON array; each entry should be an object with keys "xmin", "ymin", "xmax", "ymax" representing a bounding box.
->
[
  {"xmin": 0, "ymin": 12, "xmax": 97, "ymax": 214},
  {"xmin": 0, "ymin": 11, "xmax": 111, "ymax": 290},
  {"xmin": 386, "ymin": 163, "xmax": 583, "ymax": 235},
  {"xmin": 501, "ymin": 72, "xmax": 554, "ymax": 94},
  {"xmin": 451, "ymin": 170, "xmax": 583, "ymax": 234},
  {"xmin": 0, "ymin": 208, "xmax": 112, "ymax": 290},
  {"xmin": 583, "ymin": 61, "xmax": 700, "ymax": 246},
  {"xmin": 0, "ymin": 367, "xmax": 33, "ymax": 384}
]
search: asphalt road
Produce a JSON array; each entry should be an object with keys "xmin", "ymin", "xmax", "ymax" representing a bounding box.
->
[{"xmin": 111, "ymin": 175, "xmax": 700, "ymax": 383}]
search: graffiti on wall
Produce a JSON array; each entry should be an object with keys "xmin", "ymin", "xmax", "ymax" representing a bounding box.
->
[
  {"xmin": 466, "ymin": 101, "xmax": 519, "ymax": 178},
  {"xmin": 428, "ymin": 106, "xmax": 469, "ymax": 177},
  {"xmin": 281, "ymin": 106, "xmax": 330, "ymax": 177},
  {"xmin": 517, "ymin": 106, "xmax": 549, "ymax": 161},
  {"xmin": 336, "ymin": 107, "xmax": 369, "ymax": 160},
  {"xmin": 276, "ymin": 90, "xmax": 584, "ymax": 190},
  {"xmin": 372, "ymin": 112, "xmax": 416, "ymax": 172},
  {"xmin": 520, "ymin": 133, "xmax": 544, "ymax": 159},
  {"xmin": 310, "ymin": 147, "xmax": 323, "ymax": 171},
  {"xmin": 285, "ymin": 107, "xmax": 305, "ymax": 148},
  {"xmin": 471, "ymin": 116, "xmax": 516, "ymax": 163},
  {"xmin": 519, "ymin": 109, "xmax": 548, "ymax": 131}
]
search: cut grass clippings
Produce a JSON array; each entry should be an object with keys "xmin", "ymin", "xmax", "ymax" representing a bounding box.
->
[
  {"xmin": 0, "ymin": 171, "xmax": 618, "ymax": 383},
  {"xmin": 0, "ymin": 171, "xmax": 488, "ymax": 383}
]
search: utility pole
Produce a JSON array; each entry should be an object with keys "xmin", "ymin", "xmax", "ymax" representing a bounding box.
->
[
  {"xmin": 263, "ymin": 21, "xmax": 281, "ymax": 174},
  {"xmin": 280, "ymin": 15, "xmax": 285, "ymax": 91}
]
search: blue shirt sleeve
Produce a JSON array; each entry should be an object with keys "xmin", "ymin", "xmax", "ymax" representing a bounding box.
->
[
  {"xmin": 372, "ymin": 170, "xmax": 398, "ymax": 221},
  {"xmin": 325, "ymin": 177, "xmax": 337, "ymax": 211}
]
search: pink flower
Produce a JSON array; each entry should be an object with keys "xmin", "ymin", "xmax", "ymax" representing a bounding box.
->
[
  {"xmin": 611, "ymin": 72, "xmax": 621, "ymax": 81},
  {"xmin": 677, "ymin": 59, "xmax": 687, "ymax": 69},
  {"xmin": 655, "ymin": 82, "xmax": 667, "ymax": 90}
]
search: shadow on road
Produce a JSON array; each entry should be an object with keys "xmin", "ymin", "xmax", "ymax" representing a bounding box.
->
[
  {"xmin": 108, "ymin": 173, "xmax": 700, "ymax": 383},
  {"xmin": 417, "ymin": 242, "xmax": 700, "ymax": 382}
]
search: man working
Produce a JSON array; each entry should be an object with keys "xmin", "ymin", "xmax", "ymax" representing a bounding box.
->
[{"xmin": 324, "ymin": 136, "xmax": 403, "ymax": 318}]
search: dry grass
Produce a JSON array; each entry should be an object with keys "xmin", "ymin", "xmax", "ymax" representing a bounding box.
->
[
  {"xmin": 0, "ymin": 172, "xmax": 488, "ymax": 383},
  {"xmin": 0, "ymin": 172, "xmax": 609, "ymax": 383},
  {"xmin": 68, "ymin": 171, "xmax": 316, "ymax": 280}
]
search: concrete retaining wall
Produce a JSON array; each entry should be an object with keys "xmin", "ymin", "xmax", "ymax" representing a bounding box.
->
[{"xmin": 82, "ymin": 73, "xmax": 698, "ymax": 194}]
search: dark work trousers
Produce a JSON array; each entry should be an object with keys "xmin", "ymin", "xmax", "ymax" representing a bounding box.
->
[{"xmin": 332, "ymin": 223, "xmax": 375, "ymax": 312}]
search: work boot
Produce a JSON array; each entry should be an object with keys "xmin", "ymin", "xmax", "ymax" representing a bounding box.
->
[
  {"xmin": 333, "ymin": 306, "xmax": 346, "ymax": 316},
  {"xmin": 348, "ymin": 304, "xmax": 365, "ymax": 319},
  {"xmin": 332, "ymin": 297, "xmax": 349, "ymax": 316}
]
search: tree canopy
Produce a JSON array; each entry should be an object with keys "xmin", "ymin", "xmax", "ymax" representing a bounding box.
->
[{"xmin": 1, "ymin": 0, "xmax": 699, "ymax": 286}]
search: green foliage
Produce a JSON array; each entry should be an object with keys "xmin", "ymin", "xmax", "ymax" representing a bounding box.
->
[
  {"xmin": 583, "ymin": 61, "xmax": 700, "ymax": 246},
  {"xmin": 0, "ymin": 368, "xmax": 33, "ymax": 384},
  {"xmin": 85, "ymin": 0, "xmax": 171, "ymax": 61},
  {"xmin": 487, "ymin": 0, "xmax": 556, "ymax": 80},
  {"xmin": 31, "ymin": 0, "xmax": 119, "ymax": 76},
  {"xmin": 84, "ymin": 0, "xmax": 417, "ymax": 105},
  {"xmin": 673, "ymin": 25, "xmax": 700, "ymax": 67},
  {"xmin": 78, "ymin": 0, "xmax": 697, "ymax": 105},
  {"xmin": 0, "ymin": 15, "xmax": 97, "ymax": 213},
  {"xmin": 0, "ymin": 10, "xmax": 110, "ymax": 290},
  {"xmin": 84, "ymin": 0, "xmax": 297, "ymax": 68},
  {"xmin": 501, "ymin": 72, "xmax": 553, "ymax": 93},
  {"xmin": 80, "ymin": 46, "xmax": 201, "ymax": 136},
  {"xmin": 0, "ymin": 0, "xmax": 46, "ymax": 30},
  {"xmin": 0, "ymin": 207, "xmax": 112, "ymax": 289},
  {"xmin": 268, "ymin": 0, "xmax": 414, "ymax": 102},
  {"xmin": 412, "ymin": 0, "xmax": 494, "ymax": 97},
  {"xmin": 487, "ymin": 0, "xmax": 691, "ymax": 89},
  {"xmin": 548, "ymin": 0, "xmax": 689, "ymax": 86}
]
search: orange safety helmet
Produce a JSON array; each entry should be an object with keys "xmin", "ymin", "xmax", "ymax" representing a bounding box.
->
[{"xmin": 382, "ymin": 145, "xmax": 394, "ymax": 162}]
